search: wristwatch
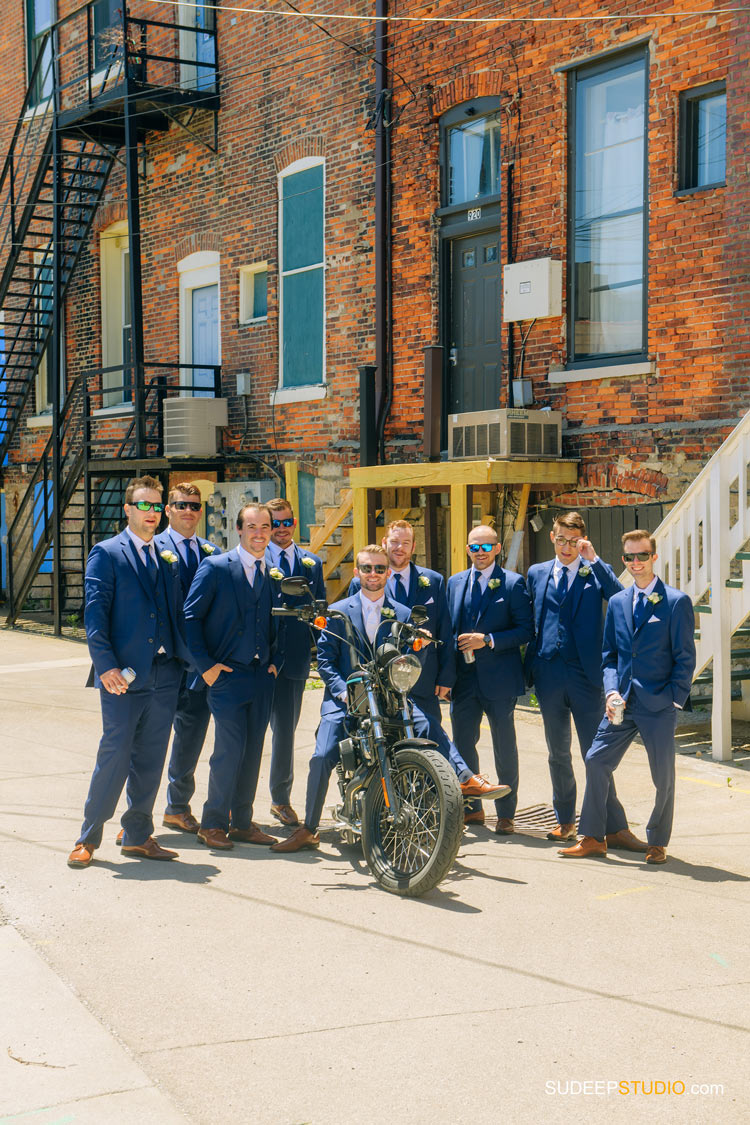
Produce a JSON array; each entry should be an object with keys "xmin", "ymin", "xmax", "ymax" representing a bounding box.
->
[{"xmin": 483, "ymin": 634, "xmax": 492, "ymax": 647}]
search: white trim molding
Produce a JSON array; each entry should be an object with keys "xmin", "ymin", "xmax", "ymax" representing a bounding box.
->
[
  {"xmin": 269, "ymin": 385, "xmax": 328, "ymax": 406},
  {"xmin": 548, "ymin": 360, "xmax": 655, "ymax": 384}
]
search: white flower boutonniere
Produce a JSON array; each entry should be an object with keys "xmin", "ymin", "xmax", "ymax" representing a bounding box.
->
[
  {"xmin": 418, "ymin": 574, "xmax": 431, "ymax": 588},
  {"xmin": 578, "ymin": 565, "xmax": 592, "ymax": 577},
  {"xmin": 269, "ymin": 567, "xmax": 284, "ymax": 581},
  {"xmin": 488, "ymin": 578, "xmax": 502, "ymax": 590},
  {"xmin": 301, "ymin": 556, "xmax": 316, "ymax": 569},
  {"xmin": 647, "ymin": 592, "xmax": 663, "ymax": 605},
  {"xmin": 159, "ymin": 550, "xmax": 178, "ymax": 565},
  {"xmin": 201, "ymin": 542, "xmax": 215, "ymax": 555},
  {"xmin": 381, "ymin": 607, "xmax": 395, "ymax": 619}
]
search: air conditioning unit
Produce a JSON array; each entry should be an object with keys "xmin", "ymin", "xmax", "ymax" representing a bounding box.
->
[
  {"xmin": 163, "ymin": 397, "xmax": 228, "ymax": 457},
  {"xmin": 448, "ymin": 408, "xmax": 562, "ymax": 460}
]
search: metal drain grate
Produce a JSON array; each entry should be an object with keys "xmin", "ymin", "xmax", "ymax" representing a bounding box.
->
[{"xmin": 500, "ymin": 804, "xmax": 577, "ymax": 835}]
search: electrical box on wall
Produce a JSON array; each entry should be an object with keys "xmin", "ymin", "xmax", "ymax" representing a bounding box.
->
[
  {"xmin": 206, "ymin": 480, "xmax": 277, "ymax": 549},
  {"xmin": 503, "ymin": 258, "xmax": 562, "ymax": 322}
]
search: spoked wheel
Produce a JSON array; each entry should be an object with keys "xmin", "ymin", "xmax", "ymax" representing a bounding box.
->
[{"xmin": 361, "ymin": 747, "xmax": 464, "ymax": 897}]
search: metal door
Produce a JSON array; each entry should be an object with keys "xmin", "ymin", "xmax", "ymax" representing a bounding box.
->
[
  {"xmin": 448, "ymin": 230, "xmax": 501, "ymax": 413},
  {"xmin": 191, "ymin": 283, "xmax": 219, "ymax": 397}
]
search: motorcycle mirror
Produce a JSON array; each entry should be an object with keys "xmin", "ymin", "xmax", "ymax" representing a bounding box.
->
[
  {"xmin": 410, "ymin": 605, "xmax": 429, "ymax": 626},
  {"xmin": 280, "ymin": 576, "xmax": 311, "ymax": 597}
]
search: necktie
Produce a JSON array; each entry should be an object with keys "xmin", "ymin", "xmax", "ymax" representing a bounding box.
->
[
  {"xmin": 280, "ymin": 550, "xmax": 292, "ymax": 578},
  {"xmin": 469, "ymin": 573, "xmax": 483, "ymax": 621},
  {"xmin": 144, "ymin": 546, "xmax": 157, "ymax": 586},
  {"xmin": 392, "ymin": 573, "xmax": 409, "ymax": 606},
  {"xmin": 633, "ymin": 591, "xmax": 648, "ymax": 629},
  {"xmin": 556, "ymin": 566, "xmax": 569, "ymax": 603},
  {"xmin": 253, "ymin": 559, "xmax": 264, "ymax": 587},
  {"xmin": 184, "ymin": 540, "xmax": 199, "ymax": 584},
  {"xmin": 366, "ymin": 604, "xmax": 379, "ymax": 644}
]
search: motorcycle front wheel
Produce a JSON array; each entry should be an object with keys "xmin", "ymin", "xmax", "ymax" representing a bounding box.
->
[{"xmin": 361, "ymin": 746, "xmax": 464, "ymax": 897}]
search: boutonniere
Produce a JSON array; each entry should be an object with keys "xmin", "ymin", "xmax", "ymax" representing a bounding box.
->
[
  {"xmin": 201, "ymin": 542, "xmax": 216, "ymax": 555},
  {"xmin": 418, "ymin": 574, "xmax": 431, "ymax": 588},
  {"xmin": 301, "ymin": 556, "xmax": 316, "ymax": 569},
  {"xmin": 488, "ymin": 578, "xmax": 502, "ymax": 590},
  {"xmin": 381, "ymin": 607, "xmax": 395, "ymax": 619},
  {"xmin": 159, "ymin": 550, "xmax": 178, "ymax": 565},
  {"xmin": 578, "ymin": 565, "xmax": 592, "ymax": 577},
  {"xmin": 268, "ymin": 567, "xmax": 284, "ymax": 581},
  {"xmin": 647, "ymin": 592, "xmax": 663, "ymax": 605}
]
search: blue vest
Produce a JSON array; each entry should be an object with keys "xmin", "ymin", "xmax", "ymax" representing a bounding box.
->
[
  {"xmin": 538, "ymin": 580, "xmax": 580, "ymax": 667},
  {"xmin": 460, "ymin": 574, "xmax": 479, "ymax": 634},
  {"xmin": 233, "ymin": 571, "xmax": 272, "ymax": 666},
  {"xmin": 152, "ymin": 565, "xmax": 175, "ymax": 660}
]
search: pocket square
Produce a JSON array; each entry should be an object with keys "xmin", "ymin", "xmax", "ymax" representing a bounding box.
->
[
  {"xmin": 647, "ymin": 614, "xmax": 660, "ymax": 624},
  {"xmin": 425, "ymin": 596, "xmax": 434, "ymax": 605}
]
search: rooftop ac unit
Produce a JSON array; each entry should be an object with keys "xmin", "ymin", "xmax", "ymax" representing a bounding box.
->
[
  {"xmin": 448, "ymin": 408, "xmax": 562, "ymax": 460},
  {"xmin": 163, "ymin": 397, "xmax": 228, "ymax": 457}
]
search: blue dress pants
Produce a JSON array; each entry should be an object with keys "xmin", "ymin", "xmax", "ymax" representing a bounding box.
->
[
  {"xmin": 269, "ymin": 671, "xmax": 306, "ymax": 805},
  {"xmin": 579, "ymin": 696, "xmax": 677, "ymax": 845},
  {"xmin": 164, "ymin": 670, "xmax": 212, "ymax": 814},
  {"xmin": 202, "ymin": 662, "xmax": 275, "ymax": 831},
  {"xmin": 450, "ymin": 672, "xmax": 518, "ymax": 818},
  {"xmin": 78, "ymin": 656, "xmax": 181, "ymax": 848}
]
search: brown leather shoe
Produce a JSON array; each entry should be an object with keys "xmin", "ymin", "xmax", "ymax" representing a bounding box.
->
[
  {"xmin": 547, "ymin": 823, "xmax": 577, "ymax": 841},
  {"xmin": 646, "ymin": 845, "xmax": 667, "ymax": 864},
  {"xmin": 197, "ymin": 827, "xmax": 234, "ymax": 850},
  {"xmin": 460, "ymin": 774, "xmax": 512, "ymax": 801},
  {"xmin": 559, "ymin": 836, "xmax": 607, "ymax": 858},
  {"xmin": 495, "ymin": 818, "xmax": 515, "ymax": 835},
  {"xmin": 163, "ymin": 811, "xmax": 200, "ymax": 833},
  {"xmin": 116, "ymin": 829, "xmax": 123, "ymax": 845},
  {"xmin": 463, "ymin": 809, "xmax": 485, "ymax": 826},
  {"xmin": 67, "ymin": 843, "xmax": 95, "ymax": 868},
  {"xmin": 121, "ymin": 836, "xmax": 178, "ymax": 860},
  {"xmin": 270, "ymin": 803, "xmax": 300, "ymax": 826},
  {"xmin": 229, "ymin": 823, "xmax": 277, "ymax": 845},
  {"xmin": 270, "ymin": 826, "xmax": 320, "ymax": 852},
  {"xmin": 606, "ymin": 827, "xmax": 648, "ymax": 853}
]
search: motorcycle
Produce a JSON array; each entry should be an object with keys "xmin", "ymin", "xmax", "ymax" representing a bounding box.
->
[{"xmin": 272, "ymin": 576, "xmax": 464, "ymax": 897}]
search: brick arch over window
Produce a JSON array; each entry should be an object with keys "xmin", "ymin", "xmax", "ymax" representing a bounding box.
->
[
  {"xmin": 92, "ymin": 202, "xmax": 127, "ymax": 235},
  {"xmin": 174, "ymin": 232, "xmax": 221, "ymax": 263},
  {"xmin": 274, "ymin": 137, "xmax": 325, "ymax": 174},
  {"xmin": 431, "ymin": 72, "xmax": 505, "ymax": 118}
]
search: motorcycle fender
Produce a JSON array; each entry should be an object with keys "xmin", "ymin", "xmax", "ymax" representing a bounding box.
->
[{"xmin": 389, "ymin": 738, "xmax": 438, "ymax": 752}]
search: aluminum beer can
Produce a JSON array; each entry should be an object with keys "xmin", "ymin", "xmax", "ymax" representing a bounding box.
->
[
  {"xmin": 121, "ymin": 667, "xmax": 136, "ymax": 685},
  {"xmin": 463, "ymin": 648, "xmax": 476, "ymax": 664},
  {"xmin": 611, "ymin": 698, "xmax": 625, "ymax": 725}
]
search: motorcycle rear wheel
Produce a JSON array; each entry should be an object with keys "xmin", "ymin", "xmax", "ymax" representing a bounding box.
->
[{"xmin": 361, "ymin": 746, "xmax": 463, "ymax": 897}]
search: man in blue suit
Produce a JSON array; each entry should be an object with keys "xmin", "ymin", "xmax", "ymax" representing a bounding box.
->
[
  {"xmin": 265, "ymin": 497, "xmax": 325, "ymax": 827},
  {"xmin": 183, "ymin": 502, "xmax": 280, "ymax": 851},
  {"xmin": 560, "ymin": 530, "xmax": 696, "ymax": 865},
  {"xmin": 349, "ymin": 519, "xmax": 509, "ymax": 816},
  {"xmin": 68, "ymin": 476, "xmax": 187, "ymax": 868},
  {"xmin": 272, "ymin": 544, "xmax": 415, "ymax": 853},
  {"xmin": 154, "ymin": 481, "xmax": 221, "ymax": 835},
  {"xmin": 448, "ymin": 525, "xmax": 534, "ymax": 833},
  {"xmin": 525, "ymin": 511, "xmax": 645, "ymax": 851}
]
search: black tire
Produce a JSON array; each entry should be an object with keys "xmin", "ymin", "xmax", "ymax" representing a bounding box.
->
[{"xmin": 361, "ymin": 746, "xmax": 464, "ymax": 897}]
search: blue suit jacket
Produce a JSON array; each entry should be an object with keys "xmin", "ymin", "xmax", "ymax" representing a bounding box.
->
[
  {"xmin": 602, "ymin": 579, "xmax": 696, "ymax": 711},
  {"xmin": 317, "ymin": 593, "xmax": 411, "ymax": 718},
  {"xmin": 183, "ymin": 551, "xmax": 280, "ymax": 686},
  {"xmin": 447, "ymin": 564, "xmax": 534, "ymax": 700},
  {"xmin": 349, "ymin": 562, "xmax": 456, "ymax": 699},
  {"xmin": 266, "ymin": 544, "xmax": 326, "ymax": 680},
  {"xmin": 154, "ymin": 529, "xmax": 220, "ymax": 594},
  {"xmin": 524, "ymin": 557, "xmax": 623, "ymax": 688},
  {"xmin": 84, "ymin": 530, "xmax": 188, "ymax": 687}
]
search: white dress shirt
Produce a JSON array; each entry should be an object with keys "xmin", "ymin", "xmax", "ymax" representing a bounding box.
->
[
  {"xmin": 268, "ymin": 541, "xmax": 296, "ymax": 573},
  {"xmin": 171, "ymin": 531, "xmax": 200, "ymax": 566},
  {"xmin": 388, "ymin": 565, "xmax": 410, "ymax": 600},
  {"xmin": 360, "ymin": 591, "xmax": 385, "ymax": 644},
  {"xmin": 237, "ymin": 544, "xmax": 266, "ymax": 585}
]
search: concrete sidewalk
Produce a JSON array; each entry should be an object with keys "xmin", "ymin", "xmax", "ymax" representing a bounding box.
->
[{"xmin": 0, "ymin": 628, "xmax": 748, "ymax": 1125}]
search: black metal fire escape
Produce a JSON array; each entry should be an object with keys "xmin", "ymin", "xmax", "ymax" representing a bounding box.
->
[{"xmin": 0, "ymin": 3, "xmax": 220, "ymax": 631}]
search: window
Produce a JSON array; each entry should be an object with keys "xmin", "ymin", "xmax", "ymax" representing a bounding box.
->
[
  {"xmin": 178, "ymin": 2, "xmax": 217, "ymax": 92},
  {"xmin": 239, "ymin": 263, "xmax": 268, "ymax": 324},
  {"xmin": 678, "ymin": 83, "xmax": 726, "ymax": 191},
  {"xmin": 442, "ymin": 104, "xmax": 502, "ymax": 207},
  {"xmin": 568, "ymin": 49, "xmax": 647, "ymax": 363},
  {"xmin": 100, "ymin": 221, "xmax": 132, "ymax": 408},
  {"xmin": 33, "ymin": 250, "xmax": 64, "ymax": 415},
  {"xmin": 26, "ymin": 0, "xmax": 55, "ymax": 105},
  {"xmin": 178, "ymin": 250, "xmax": 221, "ymax": 397},
  {"xmin": 279, "ymin": 158, "xmax": 325, "ymax": 388},
  {"xmin": 93, "ymin": 0, "xmax": 121, "ymax": 71}
]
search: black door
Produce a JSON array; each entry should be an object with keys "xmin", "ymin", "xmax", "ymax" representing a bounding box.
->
[{"xmin": 449, "ymin": 230, "xmax": 501, "ymax": 412}]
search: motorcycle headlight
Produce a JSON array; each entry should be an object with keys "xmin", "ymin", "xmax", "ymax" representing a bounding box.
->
[{"xmin": 387, "ymin": 653, "xmax": 421, "ymax": 694}]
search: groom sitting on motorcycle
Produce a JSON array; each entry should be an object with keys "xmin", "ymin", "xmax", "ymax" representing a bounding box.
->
[{"xmin": 271, "ymin": 544, "xmax": 410, "ymax": 853}]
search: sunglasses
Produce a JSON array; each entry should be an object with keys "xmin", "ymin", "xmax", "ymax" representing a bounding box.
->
[
  {"xmin": 272, "ymin": 517, "xmax": 295, "ymax": 528},
  {"xmin": 358, "ymin": 564, "xmax": 388, "ymax": 574},
  {"xmin": 132, "ymin": 501, "xmax": 164, "ymax": 513},
  {"xmin": 171, "ymin": 500, "xmax": 202, "ymax": 512},
  {"xmin": 468, "ymin": 543, "xmax": 496, "ymax": 554},
  {"xmin": 622, "ymin": 551, "xmax": 653, "ymax": 562}
]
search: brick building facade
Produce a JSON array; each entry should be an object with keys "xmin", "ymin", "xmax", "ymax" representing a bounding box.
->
[{"xmin": 0, "ymin": 1, "xmax": 746, "ymax": 612}]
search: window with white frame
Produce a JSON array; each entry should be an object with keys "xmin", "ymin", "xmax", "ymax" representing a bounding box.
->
[
  {"xmin": 178, "ymin": 250, "xmax": 221, "ymax": 397},
  {"xmin": 33, "ymin": 249, "xmax": 64, "ymax": 416},
  {"xmin": 239, "ymin": 262, "xmax": 268, "ymax": 324},
  {"xmin": 100, "ymin": 220, "xmax": 132, "ymax": 408},
  {"xmin": 279, "ymin": 158, "xmax": 325, "ymax": 388}
]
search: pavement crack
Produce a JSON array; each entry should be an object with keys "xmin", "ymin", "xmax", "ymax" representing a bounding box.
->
[{"xmin": 7, "ymin": 1045, "xmax": 67, "ymax": 1068}]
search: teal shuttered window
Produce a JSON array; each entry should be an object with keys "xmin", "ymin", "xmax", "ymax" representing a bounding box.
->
[{"xmin": 280, "ymin": 162, "xmax": 325, "ymax": 387}]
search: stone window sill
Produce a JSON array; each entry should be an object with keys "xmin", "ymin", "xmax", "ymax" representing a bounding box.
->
[
  {"xmin": 269, "ymin": 385, "xmax": 327, "ymax": 405},
  {"xmin": 548, "ymin": 361, "xmax": 655, "ymax": 384},
  {"xmin": 27, "ymin": 414, "xmax": 53, "ymax": 430},
  {"xmin": 92, "ymin": 403, "xmax": 135, "ymax": 418}
]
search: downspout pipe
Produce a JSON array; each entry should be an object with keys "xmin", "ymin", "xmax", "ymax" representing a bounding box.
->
[{"xmin": 373, "ymin": 0, "xmax": 392, "ymax": 464}]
